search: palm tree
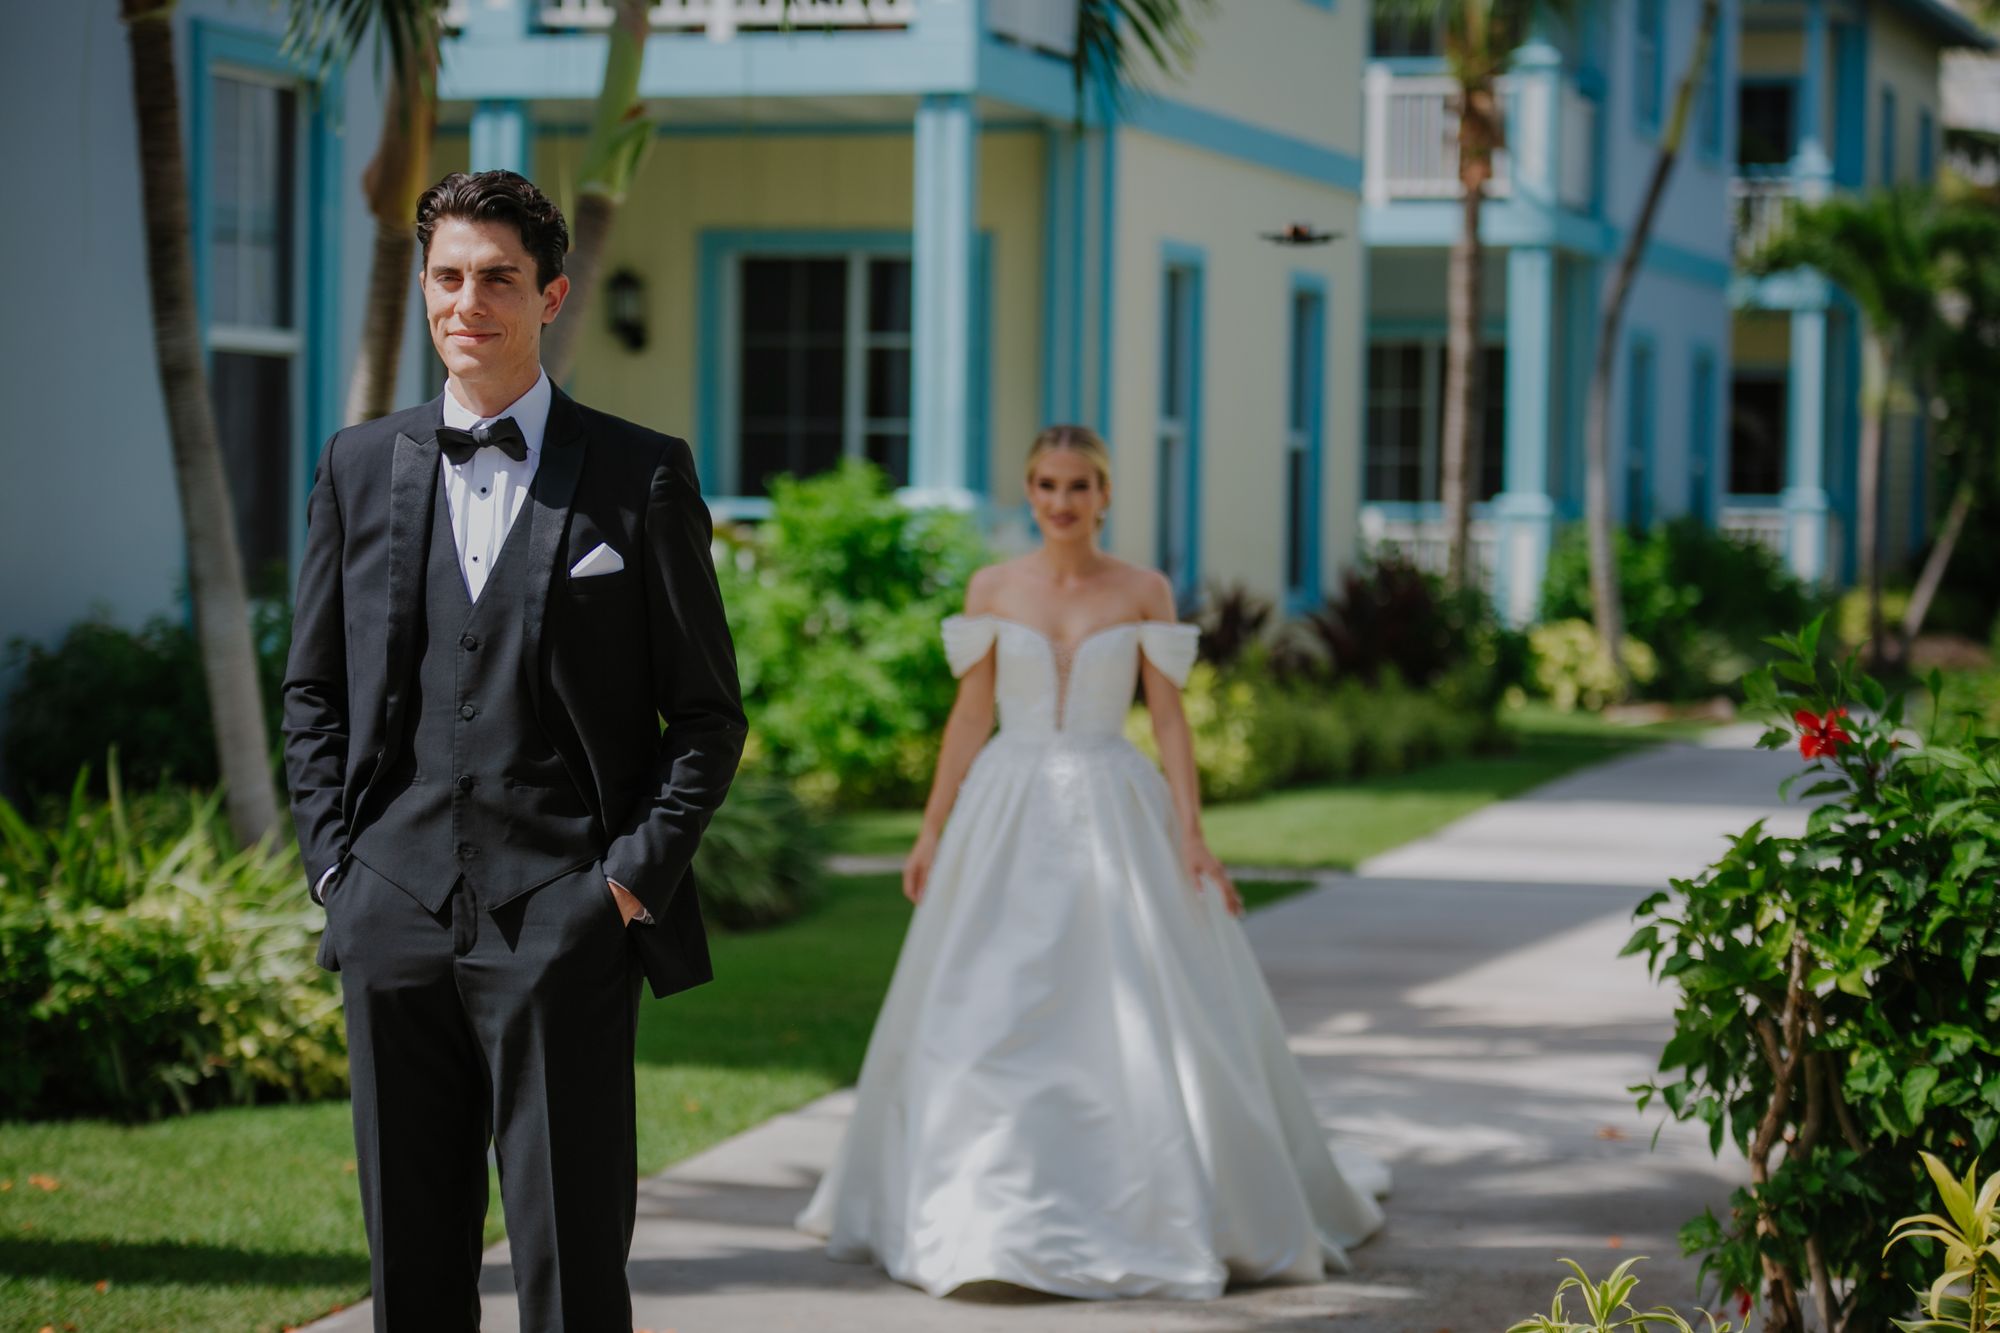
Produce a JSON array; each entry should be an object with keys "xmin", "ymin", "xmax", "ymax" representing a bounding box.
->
[
  {"xmin": 1375, "ymin": 0, "xmax": 1578, "ymax": 593},
  {"xmin": 285, "ymin": 0, "xmax": 447, "ymax": 426},
  {"xmin": 1581, "ymin": 0, "xmax": 1721, "ymax": 701},
  {"xmin": 118, "ymin": 0, "xmax": 282, "ymax": 849},
  {"xmin": 1745, "ymin": 189, "xmax": 1989, "ymax": 663}
]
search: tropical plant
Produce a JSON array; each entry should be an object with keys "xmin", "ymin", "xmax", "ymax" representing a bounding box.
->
[
  {"xmin": 285, "ymin": 0, "xmax": 448, "ymax": 426},
  {"xmin": 1582, "ymin": 0, "xmax": 1723, "ymax": 701},
  {"xmin": 1885, "ymin": 1153, "xmax": 2000, "ymax": 1333},
  {"xmin": 1507, "ymin": 1257, "xmax": 1734, "ymax": 1333},
  {"xmin": 1743, "ymin": 189, "xmax": 1996, "ymax": 666},
  {"xmin": 1192, "ymin": 582, "xmax": 1274, "ymax": 669},
  {"xmin": 117, "ymin": 0, "xmax": 282, "ymax": 851},
  {"xmin": 1626, "ymin": 615, "xmax": 2000, "ymax": 1332},
  {"xmin": 1372, "ymin": 0, "xmax": 1579, "ymax": 592}
]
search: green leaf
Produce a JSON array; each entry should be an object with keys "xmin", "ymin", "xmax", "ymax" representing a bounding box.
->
[{"xmin": 1904, "ymin": 1064, "xmax": 1941, "ymax": 1125}]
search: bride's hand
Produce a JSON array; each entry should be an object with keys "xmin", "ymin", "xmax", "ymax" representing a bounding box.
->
[
  {"xmin": 903, "ymin": 831, "xmax": 939, "ymax": 905},
  {"xmin": 1183, "ymin": 833, "xmax": 1242, "ymax": 917}
]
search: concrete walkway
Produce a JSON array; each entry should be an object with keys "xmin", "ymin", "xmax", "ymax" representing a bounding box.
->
[{"xmin": 313, "ymin": 725, "xmax": 1807, "ymax": 1332}]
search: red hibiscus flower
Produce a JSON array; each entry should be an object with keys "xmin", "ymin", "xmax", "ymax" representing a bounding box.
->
[{"xmin": 1796, "ymin": 707, "xmax": 1852, "ymax": 759}]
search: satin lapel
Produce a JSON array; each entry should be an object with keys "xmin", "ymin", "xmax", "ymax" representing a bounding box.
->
[
  {"xmin": 521, "ymin": 386, "xmax": 586, "ymax": 726},
  {"xmin": 382, "ymin": 417, "xmax": 443, "ymax": 748}
]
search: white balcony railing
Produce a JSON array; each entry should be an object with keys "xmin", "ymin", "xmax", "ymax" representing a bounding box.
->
[
  {"xmin": 1719, "ymin": 505, "xmax": 1787, "ymax": 557},
  {"xmin": 1367, "ymin": 72, "xmax": 1513, "ymax": 200},
  {"xmin": 535, "ymin": 0, "xmax": 914, "ymax": 32},
  {"xmin": 1358, "ymin": 508, "xmax": 1498, "ymax": 586},
  {"xmin": 1732, "ymin": 175, "xmax": 1799, "ymax": 261}
]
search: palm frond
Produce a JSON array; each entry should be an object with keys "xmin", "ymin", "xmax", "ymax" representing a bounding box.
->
[
  {"xmin": 1075, "ymin": 0, "xmax": 1211, "ymax": 118},
  {"xmin": 283, "ymin": 0, "xmax": 447, "ymax": 85}
]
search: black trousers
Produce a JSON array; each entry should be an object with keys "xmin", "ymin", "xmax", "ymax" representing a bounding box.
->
[{"xmin": 325, "ymin": 857, "xmax": 645, "ymax": 1332}]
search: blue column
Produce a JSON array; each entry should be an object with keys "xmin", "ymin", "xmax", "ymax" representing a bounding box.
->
[
  {"xmin": 1040, "ymin": 127, "xmax": 1086, "ymax": 426},
  {"xmin": 911, "ymin": 93, "xmax": 979, "ymax": 504},
  {"xmin": 470, "ymin": 100, "xmax": 531, "ymax": 176},
  {"xmin": 1782, "ymin": 307, "xmax": 1832, "ymax": 582},
  {"xmin": 1795, "ymin": 0, "xmax": 1832, "ymax": 185},
  {"xmin": 1493, "ymin": 246, "xmax": 1557, "ymax": 626}
]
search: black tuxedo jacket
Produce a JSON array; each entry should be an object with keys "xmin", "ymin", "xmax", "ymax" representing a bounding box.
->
[{"xmin": 281, "ymin": 385, "xmax": 748, "ymax": 999}]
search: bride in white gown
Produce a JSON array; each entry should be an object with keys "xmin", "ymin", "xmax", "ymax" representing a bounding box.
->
[{"xmin": 795, "ymin": 426, "xmax": 1386, "ymax": 1300}]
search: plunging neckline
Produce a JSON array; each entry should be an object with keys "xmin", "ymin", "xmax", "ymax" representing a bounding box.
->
[{"xmin": 961, "ymin": 615, "xmax": 1158, "ymax": 732}]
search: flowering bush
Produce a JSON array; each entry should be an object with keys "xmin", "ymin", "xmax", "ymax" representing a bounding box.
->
[
  {"xmin": 1529, "ymin": 618, "xmax": 1659, "ymax": 713},
  {"xmin": 1625, "ymin": 615, "xmax": 2000, "ymax": 1331}
]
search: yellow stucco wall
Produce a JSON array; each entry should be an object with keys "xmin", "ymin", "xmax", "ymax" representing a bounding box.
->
[{"xmin": 1108, "ymin": 129, "xmax": 1363, "ymax": 600}]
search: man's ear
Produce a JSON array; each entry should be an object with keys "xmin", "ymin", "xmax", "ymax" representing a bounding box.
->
[{"xmin": 540, "ymin": 272, "xmax": 572, "ymax": 326}]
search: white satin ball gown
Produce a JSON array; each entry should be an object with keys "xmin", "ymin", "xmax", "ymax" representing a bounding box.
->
[{"xmin": 795, "ymin": 613, "xmax": 1387, "ymax": 1300}]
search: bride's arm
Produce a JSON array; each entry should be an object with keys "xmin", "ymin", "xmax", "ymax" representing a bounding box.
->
[
  {"xmin": 1138, "ymin": 575, "xmax": 1243, "ymax": 916},
  {"xmin": 903, "ymin": 574, "xmax": 1000, "ymax": 904}
]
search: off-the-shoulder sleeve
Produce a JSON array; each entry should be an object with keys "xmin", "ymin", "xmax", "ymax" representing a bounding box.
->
[
  {"xmin": 940, "ymin": 614, "xmax": 998, "ymax": 678},
  {"xmin": 1138, "ymin": 622, "xmax": 1201, "ymax": 688}
]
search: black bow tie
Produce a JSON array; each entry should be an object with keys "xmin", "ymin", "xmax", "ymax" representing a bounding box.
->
[{"xmin": 436, "ymin": 417, "xmax": 528, "ymax": 466}]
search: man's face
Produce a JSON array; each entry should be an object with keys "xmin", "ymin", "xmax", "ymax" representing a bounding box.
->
[{"xmin": 420, "ymin": 217, "xmax": 568, "ymax": 385}]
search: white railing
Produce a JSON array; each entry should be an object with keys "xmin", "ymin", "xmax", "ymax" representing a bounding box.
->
[
  {"xmin": 1558, "ymin": 81, "xmax": 1596, "ymax": 210},
  {"xmin": 1732, "ymin": 175, "xmax": 1799, "ymax": 261},
  {"xmin": 1358, "ymin": 509, "xmax": 1498, "ymax": 586},
  {"xmin": 1719, "ymin": 505, "xmax": 1787, "ymax": 556},
  {"xmin": 988, "ymin": 0, "xmax": 1076, "ymax": 56},
  {"xmin": 1365, "ymin": 70, "xmax": 1514, "ymax": 201},
  {"xmin": 536, "ymin": 0, "xmax": 914, "ymax": 31}
]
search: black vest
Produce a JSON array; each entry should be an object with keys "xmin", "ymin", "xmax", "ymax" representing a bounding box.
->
[{"xmin": 351, "ymin": 474, "xmax": 599, "ymax": 911}]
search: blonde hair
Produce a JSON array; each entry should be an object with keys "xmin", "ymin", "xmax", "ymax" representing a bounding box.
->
[{"xmin": 1025, "ymin": 424, "xmax": 1112, "ymax": 488}]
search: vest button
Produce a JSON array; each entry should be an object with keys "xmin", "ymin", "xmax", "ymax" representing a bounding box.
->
[
  {"xmin": 457, "ymin": 842, "xmax": 476, "ymax": 859},
  {"xmin": 459, "ymin": 703, "xmax": 478, "ymax": 720},
  {"xmin": 456, "ymin": 774, "xmax": 475, "ymax": 793},
  {"xmin": 460, "ymin": 633, "xmax": 479, "ymax": 651}
]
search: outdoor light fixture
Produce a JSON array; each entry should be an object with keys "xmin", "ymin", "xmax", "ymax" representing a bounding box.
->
[
  {"xmin": 1259, "ymin": 223, "xmax": 1343, "ymax": 246},
  {"xmin": 606, "ymin": 268, "xmax": 648, "ymax": 351}
]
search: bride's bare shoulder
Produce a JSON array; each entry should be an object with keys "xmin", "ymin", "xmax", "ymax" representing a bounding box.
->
[
  {"xmin": 963, "ymin": 558, "xmax": 1030, "ymax": 616},
  {"xmin": 1099, "ymin": 557, "xmax": 1177, "ymax": 620}
]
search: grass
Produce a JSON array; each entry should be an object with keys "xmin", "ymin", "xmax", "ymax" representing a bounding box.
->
[
  {"xmin": 0, "ymin": 873, "xmax": 1314, "ymax": 1331},
  {"xmin": 830, "ymin": 702, "xmax": 1711, "ymax": 868}
]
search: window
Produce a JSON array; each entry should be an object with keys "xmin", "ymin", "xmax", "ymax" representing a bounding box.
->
[
  {"xmin": 1729, "ymin": 375, "xmax": 1788, "ymax": 495},
  {"xmin": 1737, "ymin": 83, "xmax": 1797, "ymax": 169},
  {"xmin": 734, "ymin": 254, "xmax": 911, "ymax": 496},
  {"xmin": 1881, "ymin": 86, "xmax": 1898, "ymax": 183},
  {"xmin": 1689, "ymin": 349, "xmax": 1716, "ymax": 525},
  {"xmin": 1634, "ymin": 0, "xmax": 1663, "ymax": 132},
  {"xmin": 1363, "ymin": 342, "xmax": 1505, "ymax": 503},
  {"xmin": 1625, "ymin": 340, "xmax": 1655, "ymax": 531},
  {"xmin": 1698, "ymin": 20, "xmax": 1725, "ymax": 158},
  {"xmin": 1284, "ymin": 286, "xmax": 1326, "ymax": 605},
  {"xmin": 1158, "ymin": 261, "xmax": 1202, "ymax": 603},
  {"xmin": 1918, "ymin": 106, "xmax": 1935, "ymax": 183},
  {"xmin": 207, "ymin": 69, "xmax": 301, "ymax": 587}
]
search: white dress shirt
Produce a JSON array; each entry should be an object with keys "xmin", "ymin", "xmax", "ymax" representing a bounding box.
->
[{"xmin": 314, "ymin": 370, "xmax": 648, "ymax": 924}]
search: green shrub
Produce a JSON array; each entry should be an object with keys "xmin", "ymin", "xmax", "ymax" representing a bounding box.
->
[
  {"xmin": 1626, "ymin": 616, "xmax": 2000, "ymax": 1329},
  {"xmin": 0, "ymin": 763, "xmax": 344, "ymax": 1120},
  {"xmin": 2, "ymin": 578, "xmax": 291, "ymax": 805},
  {"xmin": 690, "ymin": 770, "xmax": 828, "ymax": 930},
  {"xmin": 1508, "ymin": 1257, "xmax": 1733, "ymax": 1333},
  {"xmin": 1528, "ymin": 618, "xmax": 1660, "ymax": 713},
  {"xmin": 718, "ymin": 463, "xmax": 986, "ymax": 809},
  {"xmin": 1541, "ymin": 518, "xmax": 1818, "ymax": 699}
]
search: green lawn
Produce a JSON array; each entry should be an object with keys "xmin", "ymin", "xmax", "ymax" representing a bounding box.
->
[
  {"xmin": 830, "ymin": 703, "xmax": 1709, "ymax": 868},
  {"xmin": 0, "ymin": 873, "xmax": 1314, "ymax": 1332}
]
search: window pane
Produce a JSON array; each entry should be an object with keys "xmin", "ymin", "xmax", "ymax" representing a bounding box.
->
[
  {"xmin": 1288, "ymin": 294, "xmax": 1316, "ymax": 432},
  {"xmin": 1365, "ymin": 343, "xmax": 1428, "ymax": 502},
  {"xmin": 1286, "ymin": 446, "xmax": 1308, "ymax": 589},
  {"xmin": 1729, "ymin": 377, "xmax": 1788, "ymax": 494},
  {"xmin": 865, "ymin": 432, "xmax": 910, "ymax": 487},
  {"xmin": 868, "ymin": 259, "xmax": 912, "ymax": 334},
  {"xmin": 209, "ymin": 75, "xmax": 295, "ymax": 330},
  {"xmin": 1156, "ymin": 433, "xmax": 1186, "ymax": 577},
  {"xmin": 802, "ymin": 346, "xmax": 844, "ymax": 418},
  {"xmin": 800, "ymin": 430, "xmax": 844, "ymax": 478},
  {"xmin": 741, "ymin": 261, "xmax": 793, "ymax": 335},
  {"xmin": 1738, "ymin": 84, "xmax": 1795, "ymax": 168},
  {"xmin": 867, "ymin": 346, "xmax": 911, "ymax": 422},
  {"xmin": 736, "ymin": 257, "xmax": 856, "ymax": 493},
  {"xmin": 740, "ymin": 432, "xmax": 789, "ymax": 497},
  {"xmin": 1480, "ymin": 345, "xmax": 1507, "ymax": 501},
  {"xmin": 211, "ymin": 351, "xmax": 292, "ymax": 584},
  {"xmin": 805, "ymin": 260, "xmax": 847, "ymax": 334},
  {"xmin": 1161, "ymin": 269, "xmax": 1188, "ymax": 418}
]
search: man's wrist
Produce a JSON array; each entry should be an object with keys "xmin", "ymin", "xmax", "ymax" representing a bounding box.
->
[
  {"xmin": 312, "ymin": 863, "xmax": 342, "ymax": 905},
  {"xmin": 606, "ymin": 875, "xmax": 654, "ymax": 925}
]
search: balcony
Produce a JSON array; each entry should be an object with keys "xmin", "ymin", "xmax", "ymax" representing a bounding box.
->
[
  {"xmin": 1731, "ymin": 174, "xmax": 1800, "ymax": 261},
  {"xmin": 1364, "ymin": 66, "xmax": 1597, "ymax": 209},
  {"xmin": 531, "ymin": 0, "xmax": 916, "ymax": 32}
]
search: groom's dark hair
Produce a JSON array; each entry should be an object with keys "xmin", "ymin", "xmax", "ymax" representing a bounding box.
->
[{"xmin": 416, "ymin": 170, "xmax": 570, "ymax": 290}]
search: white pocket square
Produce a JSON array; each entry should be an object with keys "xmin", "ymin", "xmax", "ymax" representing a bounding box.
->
[{"xmin": 569, "ymin": 542, "xmax": 625, "ymax": 578}]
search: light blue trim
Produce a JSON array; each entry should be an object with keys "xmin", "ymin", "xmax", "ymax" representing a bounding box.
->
[
  {"xmin": 1698, "ymin": 7, "xmax": 1729, "ymax": 162},
  {"xmin": 1879, "ymin": 84, "xmax": 1897, "ymax": 185},
  {"xmin": 1094, "ymin": 102, "xmax": 1117, "ymax": 438},
  {"xmin": 1832, "ymin": 21, "xmax": 1867, "ymax": 189},
  {"xmin": 1299, "ymin": 0, "xmax": 1334, "ymax": 9},
  {"xmin": 694, "ymin": 227, "xmax": 992, "ymax": 503},
  {"xmin": 1503, "ymin": 248, "xmax": 1556, "ymax": 499},
  {"xmin": 1368, "ymin": 316, "xmax": 1508, "ymax": 341},
  {"xmin": 1918, "ymin": 106, "xmax": 1936, "ymax": 183},
  {"xmin": 1690, "ymin": 343, "xmax": 1718, "ymax": 525},
  {"xmin": 1119, "ymin": 95, "xmax": 1364, "ymax": 194},
  {"xmin": 1625, "ymin": 332, "xmax": 1657, "ymax": 529},
  {"xmin": 1284, "ymin": 273, "xmax": 1328, "ymax": 613},
  {"xmin": 913, "ymin": 93, "xmax": 978, "ymax": 495},
  {"xmin": 1800, "ymin": 0, "xmax": 1828, "ymax": 162},
  {"xmin": 1884, "ymin": 0, "xmax": 1998, "ymax": 50},
  {"xmin": 1361, "ymin": 203, "xmax": 1733, "ymax": 288},
  {"xmin": 1635, "ymin": 0, "xmax": 1665, "ymax": 136},
  {"xmin": 1731, "ymin": 267, "xmax": 1832, "ymax": 311},
  {"xmin": 186, "ymin": 20, "xmax": 342, "ymax": 523},
  {"xmin": 1039, "ymin": 127, "xmax": 1088, "ymax": 425},
  {"xmin": 1782, "ymin": 305, "xmax": 1831, "ymax": 580},
  {"xmin": 1159, "ymin": 242, "xmax": 1205, "ymax": 605},
  {"xmin": 1373, "ymin": 56, "xmax": 1448, "ymax": 76},
  {"xmin": 470, "ymin": 99, "xmax": 530, "ymax": 173}
]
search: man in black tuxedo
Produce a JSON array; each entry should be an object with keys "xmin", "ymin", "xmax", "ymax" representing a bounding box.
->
[{"xmin": 282, "ymin": 170, "xmax": 746, "ymax": 1331}]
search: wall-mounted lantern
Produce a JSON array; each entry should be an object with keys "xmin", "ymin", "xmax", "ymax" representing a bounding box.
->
[{"xmin": 606, "ymin": 267, "xmax": 647, "ymax": 351}]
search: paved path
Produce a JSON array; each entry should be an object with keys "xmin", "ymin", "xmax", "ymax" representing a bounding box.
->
[{"xmin": 312, "ymin": 725, "xmax": 1807, "ymax": 1332}]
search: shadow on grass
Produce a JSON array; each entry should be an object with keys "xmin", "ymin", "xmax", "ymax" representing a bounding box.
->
[{"xmin": 0, "ymin": 1235, "xmax": 367, "ymax": 1289}]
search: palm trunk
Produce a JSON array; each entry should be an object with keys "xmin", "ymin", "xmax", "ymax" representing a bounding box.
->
[
  {"xmin": 1900, "ymin": 475, "xmax": 1975, "ymax": 645},
  {"xmin": 1441, "ymin": 81, "xmax": 1494, "ymax": 594},
  {"xmin": 345, "ymin": 41, "xmax": 437, "ymax": 426},
  {"xmin": 122, "ymin": 1, "xmax": 280, "ymax": 850},
  {"xmin": 541, "ymin": 0, "xmax": 653, "ymax": 382},
  {"xmin": 1583, "ymin": 0, "xmax": 1720, "ymax": 700},
  {"xmin": 1858, "ymin": 336, "xmax": 1891, "ymax": 664}
]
